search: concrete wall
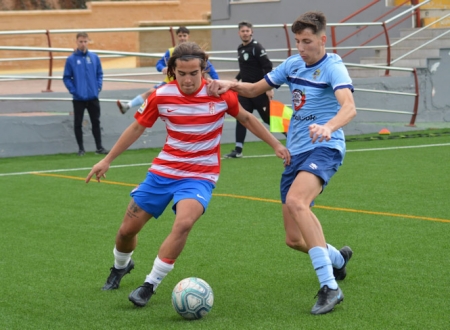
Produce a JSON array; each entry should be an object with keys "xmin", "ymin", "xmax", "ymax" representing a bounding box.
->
[
  {"xmin": 0, "ymin": 0, "xmax": 211, "ymax": 72},
  {"xmin": 1, "ymin": 55, "xmax": 449, "ymax": 158}
]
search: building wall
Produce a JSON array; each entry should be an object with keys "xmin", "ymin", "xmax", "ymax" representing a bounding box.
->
[{"xmin": 0, "ymin": 0, "xmax": 211, "ymax": 72}]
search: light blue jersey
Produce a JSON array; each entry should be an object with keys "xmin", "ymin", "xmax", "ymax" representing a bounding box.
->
[{"xmin": 265, "ymin": 53, "xmax": 353, "ymax": 157}]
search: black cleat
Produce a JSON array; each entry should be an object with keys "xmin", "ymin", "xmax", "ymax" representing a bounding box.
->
[
  {"xmin": 311, "ymin": 285, "xmax": 344, "ymax": 315},
  {"xmin": 95, "ymin": 148, "xmax": 109, "ymax": 155},
  {"xmin": 224, "ymin": 149, "xmax": 243, "ymax": 159},
  {"xmin": 333, "ymin": 246, "xmax": 353, "ymax": 281},
  {"xmin": 101, "ymin": 259, "xmax": 134, "ymax": 290},
  {"xmin": 77, "ymin": 150, "xmax": 85, "ymax": 156},
  {"xmin": 128, "ymin": 282, "xmax": 155, "ymax": 307}
]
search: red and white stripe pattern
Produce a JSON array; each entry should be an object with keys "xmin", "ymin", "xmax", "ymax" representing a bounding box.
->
[{"xmin": 135, "ymin": 80, "xmax": 239, "ymax": 183}]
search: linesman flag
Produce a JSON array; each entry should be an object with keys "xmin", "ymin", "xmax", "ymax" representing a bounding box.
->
[{"xmin": 269, "ymin": 100, "xmax": 293, "ymax": 133}]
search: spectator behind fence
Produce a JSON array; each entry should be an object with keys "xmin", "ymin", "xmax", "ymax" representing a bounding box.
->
[
  {"xmin": 63, "ymin": 32, "xmax": 108, "ymax": 156},
  {"xmin": 116, "ymin": 26, "xmax": 219, "ymax": 115}
]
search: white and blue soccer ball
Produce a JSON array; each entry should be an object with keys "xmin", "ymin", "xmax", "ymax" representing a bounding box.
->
[{"xmin": 171, "ymin": 277, "xmax": 214, "ymax": 320}]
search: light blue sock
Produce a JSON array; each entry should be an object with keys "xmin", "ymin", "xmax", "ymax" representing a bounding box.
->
[
  {"xmin": 130, "ymin": 95, "xmax": 144, "ymax": 108},
  {"xmin": 309, "ymin": 246, "xmax": 338, "ymax": 289},
  {"xmin": 327, "ymin": 244, "xmax": 345, "ymax": 269}
]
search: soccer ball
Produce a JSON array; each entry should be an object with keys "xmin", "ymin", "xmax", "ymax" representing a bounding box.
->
[{"xmin": 171, "ymin": 277, "xmax": 214, "ymax": 320}]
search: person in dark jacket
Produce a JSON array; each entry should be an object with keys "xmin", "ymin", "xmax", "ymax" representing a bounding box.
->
[
  {"xmin": 63, "ymin": 32, "xmax": 108, "ymax": 156},
  {"xmin": 225, "ymin": 21, "xmax": 274, "ymax": 159}
]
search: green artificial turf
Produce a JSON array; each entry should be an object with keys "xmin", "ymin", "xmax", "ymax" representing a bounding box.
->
[{"xmin": 1, "ymin": 131, "xmax": 449, "ymax": 329}]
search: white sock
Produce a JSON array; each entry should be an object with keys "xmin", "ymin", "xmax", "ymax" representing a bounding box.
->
[
  {"xmin": 113, "ymin": 247, "xmax": 133, "ymax": 269},
  {"xmin": 327, "ymin": 244, "xmax": 345, "ymax": 269},
  {"xmin": 309, "ymin": 246, "xmax": 338, "ymax": 289},
  {"xmin": 145, "ymin": 256, "xmax": 175, "ymax": 290},
  {"xmin": 130, "ymin": 95, "xmax": 144, "ymax": 108}
]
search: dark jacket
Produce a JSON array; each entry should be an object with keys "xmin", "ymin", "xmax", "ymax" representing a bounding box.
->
[
  {"xmin": 235, "ymin": 39, "xmax": 272, "ymax": 83},
  {"xmin": 63, "ymin": 49, "xmax": 103, "ymax": 101}
]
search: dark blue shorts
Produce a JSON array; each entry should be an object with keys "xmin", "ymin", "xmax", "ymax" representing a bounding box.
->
[
  {"xmin": 280, "ymin": 147, "xmax": 343, "ymax": 204},
  {"xmin": 130, "ymin": 172, "xmax": 215, "ymax": 218}
]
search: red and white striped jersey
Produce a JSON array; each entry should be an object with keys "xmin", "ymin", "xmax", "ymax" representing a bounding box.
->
[{"xmin": 134, "ymin": 79, "xmax": 240, "ymax": 183}]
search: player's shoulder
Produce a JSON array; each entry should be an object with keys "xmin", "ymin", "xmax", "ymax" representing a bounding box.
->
[
  {"xmin": 282, "ymin": 54, "xmax": 303, "ymax": 68},
  {"xmin": 219, "ymin": 89, "xmax": 238, "ymax": 102},
  {"xmin": 324, "ymin": 53, "xmax": 344, "ymax": 65}
]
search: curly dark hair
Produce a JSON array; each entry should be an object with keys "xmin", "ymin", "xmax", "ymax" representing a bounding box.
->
[
  {"xmin": 291, "ymin": 11, "xmax": 326, "ymax": 35},
  {"xmin": 167, "ymin": 42, "xmax": 209, "ymax": 80}
]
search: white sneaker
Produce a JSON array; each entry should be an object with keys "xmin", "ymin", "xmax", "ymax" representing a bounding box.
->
[{"xmin": 117, "ymin": 100, "xmax": 130, "ymax": 114}]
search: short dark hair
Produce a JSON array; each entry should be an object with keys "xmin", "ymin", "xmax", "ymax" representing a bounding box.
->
[
  {"xmin": 76, "ymin": 32, "xmax": 88, "ymax": 39},
  {"xmin": 167, "ymin": 42, "xmax": 209, "ymax": 80},
  {"xmin": 238, "ymin": 21, "xmax": 253, "ymax": 29},
  {"xmin": 291, "ymin": 11, "xmax": 326, "ymax": 35},
  {"xmin": 176, "ymin": 26, "xmax": 190, "ymax": 35}
]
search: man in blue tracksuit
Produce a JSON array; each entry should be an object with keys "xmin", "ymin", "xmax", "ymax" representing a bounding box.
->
[{"xmin": 63, "ymin": 32, "xmax": 108, "ymax": 156}]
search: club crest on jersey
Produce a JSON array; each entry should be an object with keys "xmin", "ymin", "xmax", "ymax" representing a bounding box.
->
[
  {"xmin": 137, "ymin": 99, "xmax": 148, "ymax": 114},
  {"xmin": 292, "ymin": 89, "xmax": 306, "ymax": 111},
  {"xmin": 209, "ymin": 102, "xmax": 215, "ymax": 114},
  {"xmin": 243, "ymin": 53, "xmax": 249, "ymax": 61},
  {"xmin": 312, "ymin": 69, "xmax": 321, "ymax": 80}
]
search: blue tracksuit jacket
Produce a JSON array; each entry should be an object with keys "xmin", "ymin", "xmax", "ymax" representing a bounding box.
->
[{"xmin": 63, "ymin": 49, "xmax": 103, "ymax": 101}]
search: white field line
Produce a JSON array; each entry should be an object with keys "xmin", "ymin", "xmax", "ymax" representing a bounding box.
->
[
  {"xmin": 0, "ymin": 143, "xmax": 449, "ymax": 177},
  {"xmin": 0, "ymin": 163, "xmax": 151, "ymax": 177}
]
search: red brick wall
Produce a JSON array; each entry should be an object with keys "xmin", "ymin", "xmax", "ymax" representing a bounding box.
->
[{"xmin": 0, "ymin": 0, "xmax": 211, "ymax": 72}]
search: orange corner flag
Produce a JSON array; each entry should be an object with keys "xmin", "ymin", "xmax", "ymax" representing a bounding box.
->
[{"xmin": 270, "ymin": 100, "xmax": 293, "ymax": 133}]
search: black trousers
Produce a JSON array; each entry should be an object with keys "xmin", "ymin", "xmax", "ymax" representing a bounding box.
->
[
  {"xmin": 236, "ymin": 93, "xmax": 270, "ymax": 145},
  {"xmin": 73, "ymin": 99, "xmax": 103, "ymax": 151}
]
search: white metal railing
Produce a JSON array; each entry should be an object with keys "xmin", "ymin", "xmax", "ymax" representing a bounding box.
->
[
  {"xmin": 391, "ymin": 13, "xmax": 450, "ymax": 65},
  {"xmin": 0, "ymin": 12, "xmax": 430, "ymax": 126}
]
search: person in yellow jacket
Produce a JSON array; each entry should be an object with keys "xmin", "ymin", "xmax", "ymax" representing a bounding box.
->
[{"xmin": 117, "ymin": 26, "xmax": 219, "ymax": 114}]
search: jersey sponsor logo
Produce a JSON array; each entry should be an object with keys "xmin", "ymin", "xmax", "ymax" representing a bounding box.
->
[
  {"xmin": 292, "ymin": 89, "xmax": 306, "ymax": 111},
  {"xmin": 293, "ymin": 114, "xmax": 316, "ymax": 121},
  {"xmin": 137, "ymin": 99, "xmax": 148, "ymax": 114}
]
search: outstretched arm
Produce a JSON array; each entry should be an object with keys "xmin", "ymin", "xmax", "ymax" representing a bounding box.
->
[
  {"xmin": 208, "ymin": 78, "xmax": 271, "ymax": 98},
  {"xmin": 235, "ymin": 104, "xmax": 290, "ymax": 165},
  {"xmin": 85, "ymin": 121, "xmax": 146, "ymax": 183}
]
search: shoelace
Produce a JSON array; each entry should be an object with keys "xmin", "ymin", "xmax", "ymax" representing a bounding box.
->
[
  {"xmin": 314, "ymin": 287, "xmax": 329, "ymax": 304},
  {"xmin": 139, "ymin": 283, "xmax": 155, "ymax": 297}
]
